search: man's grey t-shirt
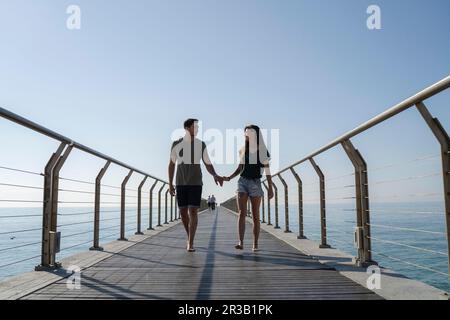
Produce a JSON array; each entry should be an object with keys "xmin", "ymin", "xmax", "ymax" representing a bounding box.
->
[{"xmin": 170, "ymin": 137, "xmax": 210, "ymax": 186}]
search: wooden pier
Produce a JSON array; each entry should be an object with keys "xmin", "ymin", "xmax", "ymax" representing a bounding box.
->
[{"xmin": 19, "ymin": 208, "xmax": 381, "ymax": 300}]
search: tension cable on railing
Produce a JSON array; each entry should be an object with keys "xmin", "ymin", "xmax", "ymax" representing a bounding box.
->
[
  {"xmin": 0, "ymin": 165, "xmax": 43, "ymax": 177},
  {"xmin": 371, "ymin": 172, "xmax": 441, "ymax": 185},
  {"xmin": 0, "ymin": 241, "xmax": 41, "ymax": 253},
  {"xmin": 368, "ymin": 223, "xmax": 446, "ymax": 236},
  {"xmin": 0, "ymin": 182, "xmax": 43, "ymax": 190},
  {"xmin": 368, "ymin": 236, "xmax": 448, "ymax": 256},
  {"xmin": 369, "ymin": 249, "xmax": 449, "ymax": 277},
  {"xmin": 0, "ymin": 255, "xmax": 41, "ymax": 269},
  {"xmin": 370, "ymin": 153, "xmax": 441, "ymax": 173},
  {"xmin": 0, "ymin": 227, "xmax": 41, "ymax": 236}
]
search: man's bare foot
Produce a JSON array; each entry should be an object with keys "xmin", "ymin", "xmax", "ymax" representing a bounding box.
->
[
  {"xmin": 235, "ymin": 244, "xmax": 243, "ymax": 250},
  {"xmin": 252, "ymin": 247, "xmax": 259, "ymax": 252},
  {"xmin": 187, "ymin": 247, "xmax": 196, "ymax": 252}
]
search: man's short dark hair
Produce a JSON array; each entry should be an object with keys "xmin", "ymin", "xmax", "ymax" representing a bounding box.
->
[{"xmin": 184, "ymin": 118, "xmax": 198, "ymax": 129}]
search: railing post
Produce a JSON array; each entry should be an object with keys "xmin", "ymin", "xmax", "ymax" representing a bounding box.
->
[
  {"xmin": 262, "ymin": 182, "xmax": 272, "ymax": 225},
  {"xmin": 171, "ymin": 194, "xmax": 174, "ymax": 221},
  {"xmin": 36, "ymin": 143, "xmax": 66, "ymax": 270},
  {"xmin": 165, "ymin": 188, "xmax": 170, "ymax": 224},
  {"xmin": 261, "ymin": 195, "xmax": 266, "ymax": 223},
  {"xmin": 90, "ymin": 160, "xmax": 111, "ymax": 251},
  {"xmin": 416, "ymin": 102, "xmax": 450, "ymax": 273},
  {"xmin": 290, "ymin": 167, "xmax": 305, "ymax": 239},
  {"xmin": 118, "ymin": 170, "xmax": 133, "ymax": 241},
  {"xmin": 157, "ymin": 183, "xmax": 165, "ymax": 227},
  {"xmin": 277, "ymin": 174, "xmax": 291, "ymax": 233},
  {"xmin": 272, "ymin": 180, "xmax": 280, "ymax": 229},
  {"xmin": 147, "ymin": 180, "xmax": 158, "ymax": 230},
  {"xmin": 174, "ymin": 195, "xmax": 181, "ymax": 220},
  {"xmin": 309, "ymin": 158, "xmax": 330, "ymax": 248},
  {"xmin": 341, "ymin": 140, "xmax": 375, "ymax": 266},
  {"xmin": 136, "ymin": 176, "xmax": 148, "ymax": 235}
]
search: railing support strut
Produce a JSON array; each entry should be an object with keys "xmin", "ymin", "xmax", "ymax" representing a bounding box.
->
[
  {"xmin": 416, "ymin": 102, "xmax": 450, "ymax": 273},
  {"xmin": 341, "ymin": 139, "xmax": 375, "ymax": 266},
  {"xmin": 309, "ymin": 158, "xmax": 330, "ymax": 248},
  {"xmin": 90, "ymin": 160, "xmax": 111, "ymax": 251}
]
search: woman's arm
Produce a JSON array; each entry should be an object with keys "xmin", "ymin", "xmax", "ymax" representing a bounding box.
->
[
  {"xmin": 224, "ymin": 164, "xmax": 244, "ymax": 181},
  {"xmin": 263, "ymin": 161, "xmax": 274, "ymax": 199}
]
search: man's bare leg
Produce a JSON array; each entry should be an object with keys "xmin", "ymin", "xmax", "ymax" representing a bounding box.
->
[
  {"xmin": 179, "ymin": 207, "xmax": 190, "ymax": 248},
  {"xmin": 187, "ymin": 207, "xmax": 199, "ymax": 252}
]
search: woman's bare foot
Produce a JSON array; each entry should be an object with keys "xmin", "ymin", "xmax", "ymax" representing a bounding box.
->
[
  {"xmin": 235, "ymin": 243, "xmax": 244, "ymax": 250},
  {"xmin": 252, "ymin": 247, "xmax": 259, "ymax": 252},
  {"xmin": 187, "ymin": 247, "xmax": 196, "ymax": 252}
]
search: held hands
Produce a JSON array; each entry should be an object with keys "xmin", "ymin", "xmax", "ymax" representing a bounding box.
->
[
  {"xmin": 213, "ymin": 175, "xmax": 232, "ymax": 187},
  {"xmin": 214, "ymin": 175, "xmax": 224, "ymax": 187}
]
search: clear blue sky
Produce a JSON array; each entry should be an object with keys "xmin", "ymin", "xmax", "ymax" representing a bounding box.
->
[{"xmin": 1, "ymin": 0, "xmax": 449, "ymax": 205}]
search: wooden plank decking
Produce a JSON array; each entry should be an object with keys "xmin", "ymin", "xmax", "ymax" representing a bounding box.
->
[{"xmin": 22, "ymin": 208, "xmax": 381, "ymax": 300}]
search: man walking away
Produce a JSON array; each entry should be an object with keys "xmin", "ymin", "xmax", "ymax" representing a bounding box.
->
[
  {"xmin": 207, "ymin": 195, "xmax": 212, "ymax": 212},
  {"xmin": 168, "ymin": 119, "xmax": 223, "ymax": 252},
  {"xmin": 210, "ymin": 194, "xmax": 216, "ymax": 212}
]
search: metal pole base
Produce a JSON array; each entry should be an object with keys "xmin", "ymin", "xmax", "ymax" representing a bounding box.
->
[
  {"xmin": 357, "ymin": 260, "xmax": 378, "ymax": 268},
  {"xmin": 156, "ymin": 224, "xmax": 163, "ymax": 227},
  {"xmin": 284, "ymin": 230, "xmax": 292, "ymax": 233},
  {"xmin": 274, "ymin": 226, "xmax": 281, "ymax": 229},
  {"xmin": 267, "ymin": 223, "xmax": 273, "ymax": 226},
  {"xmin": 297, "ymin": 235, "xmax": 307, "ymax": 239},
  {"xmin": 147, "ymin": 227, "xmax": 155, "ymax": 230},
  {"xmin": 89, "ymin": 246, "xmax": 104, "ymax": 251},
  {"xmin": 117, "ymin": 237, "xmax": 128, "ymax": 241},
  {"xmin": 164, "ymin": 222, "xmax": 169, "ymax": 224},
  {"xmin": 35, "ymin": 262, "xmax": 62, "ymax": 271},
  {"xmin": 319, "ymin": 244, "xmax": 331, "ymax": 249},
  {"xmin": 135, "ymin": 232, "xmax": 144, "ymax": 235}
]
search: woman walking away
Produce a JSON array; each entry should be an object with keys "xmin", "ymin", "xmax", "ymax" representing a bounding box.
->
[{"xmin": 223, "ymin": 125, "xmax": 274, "ymax": 252}]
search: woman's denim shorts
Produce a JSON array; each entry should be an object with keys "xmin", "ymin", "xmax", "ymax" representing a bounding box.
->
[{"xmin": 237, "ymin": 176, "xmax": 264, "ymax": 197}]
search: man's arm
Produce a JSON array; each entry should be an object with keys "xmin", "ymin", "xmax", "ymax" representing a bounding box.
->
[
  {"xmin": 168, "ymin": 160, "xmax": 176, "ymax": 195},
  {"xmin": 202, "ymin": 143, "xmax": 224, "ymax": 186},
  {"xmin": 168, "ymin": 142, "xmax": 177, "ymax": 195}
]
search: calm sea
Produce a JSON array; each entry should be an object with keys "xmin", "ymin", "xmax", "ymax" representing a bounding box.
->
[{"xmin": 0, "ymin": 201, "xmax": 449, "ymax": 293}]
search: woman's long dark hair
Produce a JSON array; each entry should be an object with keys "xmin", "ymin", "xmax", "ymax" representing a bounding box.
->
[{"xmin": 241, "ymin": 124, "xmax": 270, "ymax": 165}]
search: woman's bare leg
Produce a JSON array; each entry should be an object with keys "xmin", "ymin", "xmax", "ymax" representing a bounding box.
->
[
  {"xmin": 250, "ymin": 196, "xmax": 262, "ymax": 251},
  {"xmin": 236, "ymin": 192, "xmax": 248, "ymax": 249}
]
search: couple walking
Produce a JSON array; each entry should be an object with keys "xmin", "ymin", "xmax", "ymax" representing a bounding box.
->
[{"xmin": 168, "ymin": 118, "xmax": 275, "ymax": 252}]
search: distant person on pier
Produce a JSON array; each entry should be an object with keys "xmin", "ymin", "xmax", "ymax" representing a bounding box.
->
[
  {"xmin": 210, "ymin": 195, "xmax": 216, "ymax": 211},
  {"xmin": 168, "ymin": 119, "xmax": 224, "ymax": 252},
  {"xmin": 207, "ymin": 195, "xmax": 212, "ymax": 211}
]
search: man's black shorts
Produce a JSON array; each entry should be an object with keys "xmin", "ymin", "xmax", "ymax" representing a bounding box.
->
[{"xmin": 176, "ymin": 185, "xmax": 202, "ymax": 208}]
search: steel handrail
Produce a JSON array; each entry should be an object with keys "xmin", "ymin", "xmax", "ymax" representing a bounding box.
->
[
  {"xmin": 0, "ymin": 107, "xmax": 167, "ymax": 183},
  {"xmin": 272, "ymin": 75, "xmax": 450, "ymax": 176}
]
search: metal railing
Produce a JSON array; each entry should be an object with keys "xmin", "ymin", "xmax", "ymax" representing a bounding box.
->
[
  {"xmin": 222, "ymin": 76, "xmax": 450, "ymax": 273},
  {"xmin": 0, "ymin": 107, "xmax": 197, "ymax": 271}
]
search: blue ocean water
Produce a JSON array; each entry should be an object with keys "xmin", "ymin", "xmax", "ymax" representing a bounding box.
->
[
  {"xmin": 0, "ymin": 206, "xmax": 165, "ymax": 281},
  {"xmin": 0, "ymin": 202, "xmax": 449, "ymax": 294},
  {"xmin": 269, "ymin": 201, "xmax": 450, "ymax": 293}
]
